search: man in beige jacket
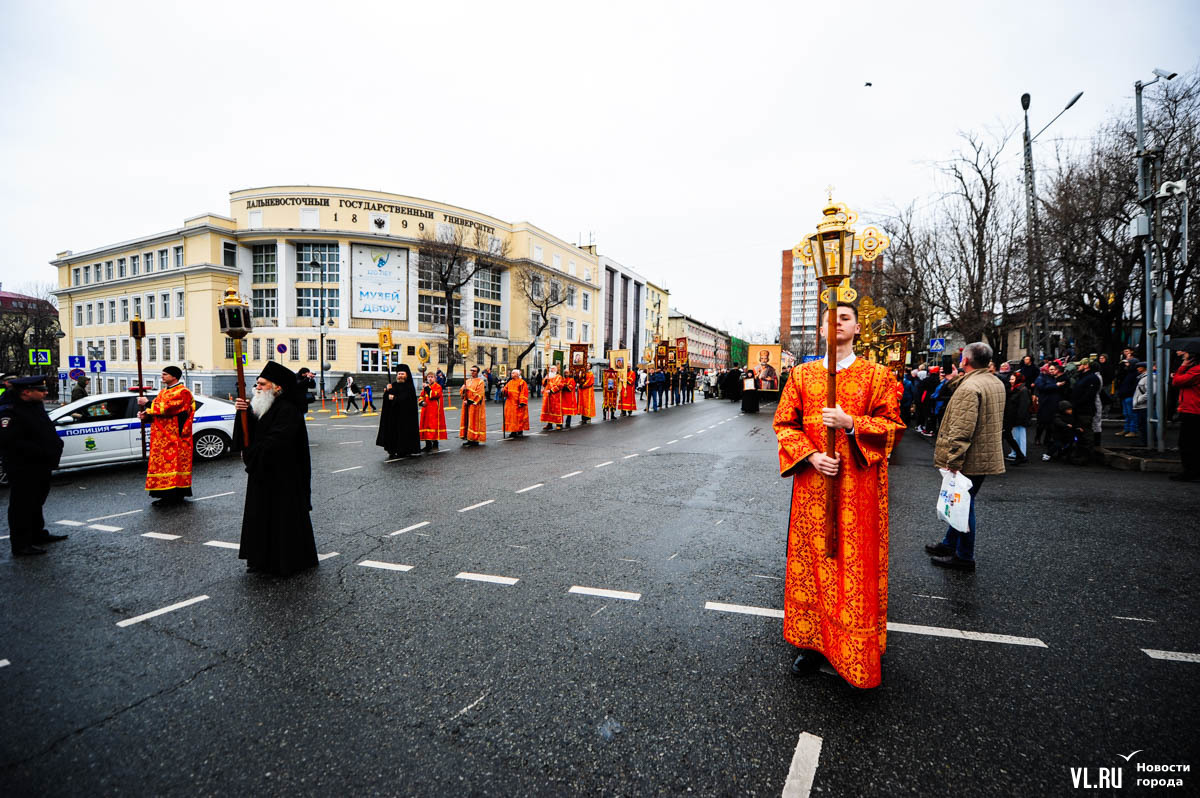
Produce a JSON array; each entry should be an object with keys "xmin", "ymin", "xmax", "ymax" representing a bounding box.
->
[{"xmin": 926, "ymin": 341, "xmax": 1006, "ymax": 571}]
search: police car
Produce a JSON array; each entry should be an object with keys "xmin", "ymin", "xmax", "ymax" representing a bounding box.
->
[{"xmin": 0, "ymin": 390, "xmax": 237, "ymax": 486}]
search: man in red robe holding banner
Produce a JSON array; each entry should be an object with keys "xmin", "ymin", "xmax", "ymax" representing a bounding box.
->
[
  {"xmin": 772, "ymin": 302, "xmax": 903, "ymax": 689},
  {"xmin": 561, "ymin": 372, "xmax": 578, "ymax": 428},
  {"xmin": 578, "ymin": 369, "xmax": 596, "ymax": 423},
  {"xmin": 540, "ymin": 365, "xmax": 564, "ymax": 431},
  {"xmin": 137, "ymin": 365, "xmax": 194, "ymax": 508},
  {"xmin": 419, "ymin": 369, "xmax": 447, "ymax": 452},
  {"xmin": 459, "ymin": 365, "xmax": 487, "ymax": 446},
  {"xmin": 602, "ymin": 368, "xmax": 619, "ymax": 420},
  {"xmin": 502, "ymin": 369, "xmax": 530, "ymax": 437},
  {"xmin": 619, "ymin": 369, "xmax": 638, "ymax": 416}
]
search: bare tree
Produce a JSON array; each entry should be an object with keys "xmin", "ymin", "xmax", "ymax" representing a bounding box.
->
[
  {"xmin": 511, "ymin": 262, "xmax": 569, "ymax": 372},
  {"xmin": 0, "ymin": 282, "xmax": 60, "ymax": 379},
  {"xmin": 416, "ymin": 225, "xmax": 510, "ymax": 382},
  {"xmin": 880, "ymin": 201, "xmax": 937, "ymax": 356}
]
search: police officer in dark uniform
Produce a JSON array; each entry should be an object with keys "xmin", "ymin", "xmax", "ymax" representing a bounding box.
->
[{"xmin": 0, "ymin": 376, "xmax": 67, "ymax": 557}]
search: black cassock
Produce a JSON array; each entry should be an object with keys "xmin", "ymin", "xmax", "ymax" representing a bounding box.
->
[
  {"xmin": 238, "ymin": 389, "xmax": 319, "ymax": 576},
  {"xmin": 723, "ymin": 370, "xmax": 744, "ymax": 402},
  {"xmin": 375, "ymin": 367, "xmax": 420, "ymax": 457},
  {"xmin": 741, "ymin": 372, "xmax": 760, "ymax": 413}
]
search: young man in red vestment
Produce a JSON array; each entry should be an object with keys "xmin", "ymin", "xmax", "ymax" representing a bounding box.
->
[
  {"xmin": 459, "ymin": 365, "xmax": 487, "ymax": 446},
  {"xmin": 772, "ymin": 302, "xmax": 903, "ymax": 689},
  {"xmin": 137, "ymin": 366, "xmax": 194, "ymax": 507},
  {"xmin": 502, "ymin": 368, "xmax": 530, "ymax": 437},
  {"xmin": 540, "ymin": 365, "xmax": 563, "ymax": 431},
  {"xmin": 418, "ymin": 369, "xmax": 447, "ymax": 452},
  {"xmin": 578, "ymin": 369, "xmax": 596, "ymax": 423},
  {"xmin": 618, "ymin": 369, "xmax": 638, "ymax": 416},
  {"xmin": 561, "ymin": 373, "xmax": 578, "ymax": 428}
]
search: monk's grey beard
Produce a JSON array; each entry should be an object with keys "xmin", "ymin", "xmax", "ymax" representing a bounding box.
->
[{"xmin": 250, "ymin": 389, "xmax": 278, "ymax": 418}]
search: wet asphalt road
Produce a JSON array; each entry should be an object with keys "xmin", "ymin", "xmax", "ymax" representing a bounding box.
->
[{"xmin": 2, "ymin": 394, "xmax": 1198, "ymax": 796}]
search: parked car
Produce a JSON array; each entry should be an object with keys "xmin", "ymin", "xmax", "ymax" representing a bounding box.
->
[{"xmin": 0, "ymin": 390, "xmax": 236, "ymax": 486}]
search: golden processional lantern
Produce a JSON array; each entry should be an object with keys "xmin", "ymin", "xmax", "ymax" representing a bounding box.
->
[
  {"xmin": 218, "ymin": 286, "xmax": 253, "ymax": 447},
  {"xmin": 793, "ymin": 194, "xmax": 890, "ymax": 558}
]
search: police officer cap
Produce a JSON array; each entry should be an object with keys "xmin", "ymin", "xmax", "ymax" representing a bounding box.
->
[{"xmin": 11, "ymin": 375, "xmax": 48, "ymax": 389}]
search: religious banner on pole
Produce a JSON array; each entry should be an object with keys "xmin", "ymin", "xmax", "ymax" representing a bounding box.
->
[
  {"xmin": 654, "ymin": 343, "xmax": 668, "ymax": 370},
  {"xmin": 608, "ymin": 349, "xmax": 629, "ymax": 380},
  {"xmin": 568, "ymin": 343, "xmax": 589, "ymax": 380},
  {"xmin": 676, "ymin": 337, "xmax": 689, "ymax": 366}
]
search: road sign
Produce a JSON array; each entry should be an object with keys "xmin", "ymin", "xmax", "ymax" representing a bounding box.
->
[
  {"xmin": 929, "ymin": 338, "xmax": 946, "ymax": 353},
  {"xmin": 89, "ymin": 360, "xmax": 107, "ymax": 373},
  {"xmin": 28, "ymin": 348, "xmax": 52, "ymax": 365},
  {"xmin": 69, "ymin": 355, "xmax": 85, "ymax": 368},
  {"xmin": 58, "ymin": 371, "xmax": 68, "ymax": 381},
  {"xmin": 276, "ymin": 343, "xmax": 287, "ymax": 354},
  {"xmin": 69, "ymin": 368, "xmax": 85, "ymax": 381}
]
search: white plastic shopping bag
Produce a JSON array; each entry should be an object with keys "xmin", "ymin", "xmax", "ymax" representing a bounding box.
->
[{"xmin": 936, "ymin": 469, "xmax": 974, "ymax": 532}]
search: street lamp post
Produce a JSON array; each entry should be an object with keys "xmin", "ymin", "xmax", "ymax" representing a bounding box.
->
[{"xmin": 1021, "ymin": 90, "xmax": 1083, "ymax": 360}]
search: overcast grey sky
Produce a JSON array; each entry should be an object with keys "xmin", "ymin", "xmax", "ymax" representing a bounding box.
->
[{"xmin": 1, "ymin": 0, "xmax": 1197, "ymax": 339}]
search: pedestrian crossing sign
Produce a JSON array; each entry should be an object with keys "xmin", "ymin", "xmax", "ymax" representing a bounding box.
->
[{"xmin": 28, "ymin": 348, "xmax": 51, "ymax": 365}]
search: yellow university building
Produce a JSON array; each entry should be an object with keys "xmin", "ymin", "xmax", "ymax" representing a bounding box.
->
[{"xmin": 51, "ymin": 186, "xmax": 603, "ymax": 396}]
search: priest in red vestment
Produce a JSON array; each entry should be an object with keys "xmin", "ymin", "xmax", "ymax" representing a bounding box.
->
[
  {"xmin": 561, "ymin": 373, "xmax": 578, "ymax": 428},
  {"xmin": 578, "ymin": 370, "xmax": 596, "ymax": 423},
  {"xmin": 459, "ymin": 365, "xmax": 488, "ymax": 446},
  {"xmin": 772, "ymin": 302, "xmax": 903, "ymax": 689},
  {"xmin": 618, "ymin": 369, "xmax": 638, "ymax": 415},
  {"xmin": 137, "ymin": 366, "xmax": 194, "ymax": 507},
  {"xmin": 418, "ymin": 369, "xmax": 447, "ymax": 452},
  {"xmin": 540, "ymin": 365, "xmax": 564, "ymax": 430},
  {"xmin": 502, "ymin": 369, "xmax": 530, "ymax": 437}
]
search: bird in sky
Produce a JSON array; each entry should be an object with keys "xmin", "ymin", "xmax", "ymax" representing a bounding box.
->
[{"xmin": 864, "ymin": 82, "xmax": 873, "ymax": 87}]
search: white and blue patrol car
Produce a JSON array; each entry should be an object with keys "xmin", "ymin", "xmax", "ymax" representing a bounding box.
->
[{"xmin": 0, "ymin": 390, "xmax": 237, "ymax": 486}]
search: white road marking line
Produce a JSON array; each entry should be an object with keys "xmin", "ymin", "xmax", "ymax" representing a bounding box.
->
[
  {"xmin": 668, "ymin": 553, "xmax": 678, "ymax": 560},
  {"xmin": 569, "ymin": 586, "xmax": 641, "ymax": 601},
  {"xmin": 204, "ymin": 540, "xmax": 240, "ymax": 549},
  {"xmin": 1142, "ymin": 649, "xmax": 1200, "ymax": 663},
  {"xmin": 683, "ymin": 434, "xmax": 693, "ymax": 439},
  {"xmin": 0, "ymin": 535, "xmax": 7, "ymax": 540},
  {"xmin": 391, "ymin": 521, "xmax": 431, "ymax": 535},
  {"xmin": 116, "ymin": 595, "xmax": 209, "ymax": 628},
  {"xmin": 591, "ymin": 606, "xmax": 607, "ymax": 617},
  {"xmin": 705, "ymin": 601, "xmax": 784, "ymax": 619},
  {"xmin": 456, "ymin": 572, "xmax": 519, "ymax": 586},
  {"xmin": 560, "ymin": 471, "xmax": 582, "ymax": 479},
  {"xmin": 191, "ymin": 491, "xmax": 235, "ymax": 501},
  {"xmin": 86, "ymin": 509, "xmax": 142, "ymax": 522},
  {"xmin": 715, "ymin": 519, "xmax": 724, "ymax": 526},
  {"xmin": 595, "ymin": 461, "xmax": 614, "ymax": 468},
  {"xmin": 782, "ymin": 732, "xmax": 823, "ymax": 798},
  {"xmin": 88, "ymin": 524, "xmax": 123, "ymax": 532},
  {"xmin": 752, "ymin": 574, "xmax": 782, "ymax": 581},
  {"xmin": 309, "ymin": 444, "xmax": 319, "ymax": 447},
  {"xmin": 337, "ymin": 440, "xmax": 363, "ymax": 445},
  {"xmin": 452, "ymin": 691, "xmax": 488, "ymax": 719},
  {"xmin": 358, "ymin": 560, "xmax": 414, "ymax": 572},
  {"xmin": 414, "ymin": 533, "xmax": 431, "ymax": 537},
  {"xmin": 317, "ymin": 552, "xmax": 339, "ymax": 561},
  {"xmin": 0, "ymin": 659, "xmax": 9, "ymax": 668},
  {"xmin": 55, "ymin": 520, "xmax": 86, "ymax": 527},
  {"xmin": 916, "ymin": 594, "xmax": 951, "ymax": 601},
  {"xmin": 141, "ymin": 532, "xmax": 181, "ymax": 541},
  {"xmin": 331, "ymin": 466, "xmax": 363, "ymax": 473},
  {"xmin": 385, "ymin": 458, "xmax": 405, "ymax": 463},
  {"xmin": 619, "ymin": 558, "xmax": 641, "ymax": 563},
  {"xmin": 886, "ymin": 622, "xmax": 1048, "ymax": 648},
  {"xmin": 666, "ymin": 440, "xmax": 679, "ymax": 445},
  {"xmin": 458, "ymin": 499, "xmax": 495, "ymax": 513},
  {"xmin": 507, "ymin": 544, "xmax": 528, "ymax": 549},
  {"xmin": 623, "ymin": 453, "xmax": 639, "ymax": 459},
  {"xmin": 1113, "ymin": 616, "xmax": 1156, "ymax": 622},
  {"xmin": 331, "ymin": 424, "xmax": 375, "ymax": 428},
  {"xmin": 428, "ymin": 448, "xmax": 445, "ymax": 454},
  {"xmin": 647, "ymin": 446, "xmax": 660, "ymax": 452},
  {"xmin": 696, "ymin": 429, "xmax": 706, "ymax": 434},
  {"xmin": 516, "ymin": 483, "xmax": 543, "ymax": 494}
]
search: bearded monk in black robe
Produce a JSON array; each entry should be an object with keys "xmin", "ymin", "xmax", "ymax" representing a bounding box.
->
[
  {"xmin": 234, "ymin": 361, "xmax": 318, "ymax": 576},
  {"xmin": 375, "ymin": 364, "xmax": 420, "ymax": 458}
]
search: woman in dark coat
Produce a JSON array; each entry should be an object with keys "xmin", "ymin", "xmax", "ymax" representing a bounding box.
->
[
  {"xmin": 723, "ymin": 368, "xmax": 743, "ymax": 402},
  {"xmin": 740, "ymin": 368, "xmax": 760, "ymax": 413},
  {"xmin": 236, "ymin": 361, "xmax": 319, "ymax": 577},
  {"xmin": 376, "ymin": 364, "xmax": 420, "ymax": 458}
]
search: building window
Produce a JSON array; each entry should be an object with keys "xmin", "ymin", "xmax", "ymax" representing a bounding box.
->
[
  {"xmin": 584, "ymin": 267, "xmax": 591, "ymax": 282},
  {"xmin": 266, "ymin": 338, "xmax": 275, "ymax": 358},
  {"xmin": 582, "ymin": 291, "xmax": 590, "ymax": 312},
  {"xmin": 225, "ymin": 338, "xmax": 236, "ymax": 359},
  {"xmin": 553, "ymin": 253, "xmax": 562, "ymax": 270},
  {"xmin": 133, "ymin": 296, "xmax": 142, "ymax": 318},
  {"xmin": 121, "ymin": 298, "xmax": 129, "ymax": 322},
  {"xmin": 94, "ymin": 264, "xmax": 102, "ymax": 282},
  {"xmin": 296, "ymin": 288, "xmax": 338, "ymax": 318},
  {"xmin": 296, "ymin": 243, "xmax": 339, "ymax": 281},
  {"xmin": 105, "ymin": 261, "xmax": 113, "ymax": 281},
  {"xmin": 130, "ymin": 255, "xmax": 138, "ymax": 276},
  {"xmin": 158, "ymin": 249, "xmax": 168, "ymax": 271},
  {"xmin": 75, "ymin": 305, "xmax": 83, "ymax": 326},
  {"xmin": 566, "ymin": 319, "xmax": 575, "ymax": 340},
  {"xmin": 550, "ymin": 280, "xmax": 562, "ymax": 302},
  {"xmin": 176, "ymin": 291, "xmax": 185, "ymax": 318},
  {"xmin": 162, "ymin": 336, "xmax": 172, "ymax": 362},
  {"xmin": 418, "ymin": 260, "xmax": 438, "ymax": 290},
  {"xmin": 289, "ymin": 338, "xmax": 300, "ymax": 361},
  {"xmin": 252, "ymin": 244, "xmax": 277, "ymax": 282},
  {"xmin": 108, "ymin": 300, "xmax": 116, "ymax": 322},
  {"xmin": 223, "ymin": 242, "xmax": 237, "ymax": 267},
  {"xmin": 530, "ymin": 275, "xmax": 543, "ymax": 300},
  {"xmin": 474, "ymin": 268, "xmax": 501, "ymax": 300},
  {"xmin": 177, "ymin": 336, "xmax": 186, "ymax": 361},
  {"xmin": 121, "ymin": 338, "xmax": 130, "ymax": 361},
  {"xmin": 549, "ymin": 316, "xmax": 559, "ymax": 338},
  {"xmin": 145, "ymin": 294, "xmax": 155, "ymax": 320},
  {"xmin": 325, "ymin": 339, "xmax": 337, "ymax": 361},
  {"xmin": 86, "ymin": 304, "xmax": 94, "ymax": 325},
  {"xmin": 174, "ymin": 246, "xmax": 183, "ymax": 268},
  {"xmin": 83, "ymin": 267, "xmax": 90, "ymax": 285},
  {"xmin": 160, "ymin": 293, "xmax": 170, "ymax": 318},
  {"xmin": 144, "ymin": 253, "xmax": 154, "ymax": 274},
  {"xmin": 533, "ymin": 244, "xmax": 544, "ymax": 263},
  {"xmin": 96, "ymin": 302, "xmax": 105, "ymax": 324},
  {"xmin": 417, "ymin": 294, "xmax": 460, "ymax": 325},
  {"xmin": 252, "ymin": 338, "xmax": 261, "ymax": 361},
  {"xmin": 307, "ymin": 339, "xmax": 318, "ymax": 361},
  {"xmin": 529, "ymin": 311, "xmax": 540, "ymax": 336},
  {"xmin": 72, "ymin": 268, "xmax": 80, "ymax": 286},
  {"xmin": 438, "ymin": 343, "xmax": 448, "ymax": 363},
  {"xmin": 252, "ymin": 289, "xmax": 277, "ymax": 319},
  {"xmin": 582, "ymin": 323, "xmax": 590, "ymax": 343},
  {"xmin": 474, "ymin": 302, "xmax": 501, "ymax": 331},
  {"xmin": 76, "ymin": 340, "xmax": 84, "ymax": 357},
  {"xmin": 568, "ymin": 260, "xmax": 576, "ymax": 276},
  {"xmin": 148, "ymin": 337, "xmax": 157, "ymax": 361},
  {"xmin": 566, "ymin": 286, "xmax": 576, "ymax": 308}
]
